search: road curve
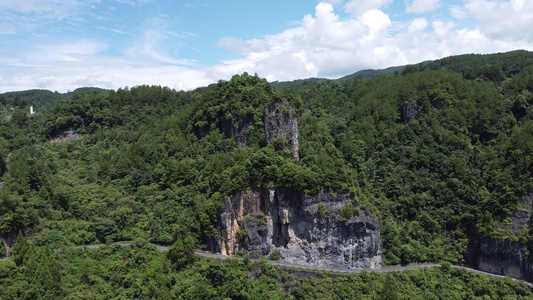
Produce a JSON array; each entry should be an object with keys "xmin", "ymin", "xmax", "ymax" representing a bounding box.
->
[
  {"xmin": 193, "ymin": 250, "xmax": 440, "ymax": 273},
  {"xmin": 11, "ymin": 242, "xmax": 533, "ymax": 288},
  {"xmin": 192, "ymin": 250, "xmax": 532, "ymax": 288}
]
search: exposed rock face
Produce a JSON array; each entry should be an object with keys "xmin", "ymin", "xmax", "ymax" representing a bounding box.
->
[
  {"xmin": 0, "ymin": 229, "xmax": 19, "ymax": 258},
  {"xmin": 219, "ymin": 116, "xmax": 253, "ymax": 148},
  {"xmin": 50, "ymin": 127, "xmax": 81, "ymax": 143},
  {"xmin": 194, "ymin": 101, "xmax": 299, "ymax": 157},
  {"xmin": 501, "ymin": 192, "xmax": 533, "ymax": 235},
  {"xmin": 212, "ymin": 188, "xmax": 382, "ymax": 269},
  {"xmin": 465, "ymin": 192, "xmax": 533, "ymax": 282},
  {"xmin": 400, "ymin": 103, "xmax": 416, "ymax": 124},
  {"xmin": 194, "ymin": 117, "xmax": 252, "ymax": 149},
  {"xmin": 4, "ymin": 152, "xmax": 11, "ymax": 173},
  {"xmin": 264, "ymin": 101, "xmax": 299, "ymax": 159},
  {"xmin": 477, "ymin": 238, "xmax": 532, "ymax": 282}
]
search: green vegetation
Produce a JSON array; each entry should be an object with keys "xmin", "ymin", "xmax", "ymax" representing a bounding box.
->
[
  {"xmin": 0, "ymin": 242, "xmax": 531, "ymax": 299},
  {"xmin": 339, "ymin": 201, "xmax": 361, "ymax": 221},
  {"xmin": 269, "ymin": 249, "xmax": 281, "ymax": 261},
  {"xmin": 243, "ymin": 212, "xmax": 266, "ymax": 226},
  {"xmin": 317, "ymin": 203, "xmax": 330, "ymax": 218},
  {"xmin": 0, "ymin": 87, "xmax": 107, "ymax": 112},
  {"xmin": 1, "ymin": 51, "xmax": 533, "ymax": 297}
]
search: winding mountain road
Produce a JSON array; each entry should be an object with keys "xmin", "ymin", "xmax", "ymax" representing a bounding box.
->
[
  {"xmin": 74, "ymin": 242, "xmax": 532, "ymax": 288},
  {"xmin": 2, "ymin": 242, "xmax": 530, "ymax": 287}
]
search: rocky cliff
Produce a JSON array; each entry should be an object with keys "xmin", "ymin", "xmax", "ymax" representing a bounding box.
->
[
  {"xmin": 264, "ymin": 101, "xmax": 299, "ymax": 159},
  {"xmin": 0, "ymin": 229, "xmax": 18, "ymax": 258},
  {"xmin": 211, "ymin": 188, "xmax": 382, "ymax": 269},
  {"xmin": 194, "ymin": 100, "xmax": 299, "ymax": 159},
  {"xmin": 50, "ymin": 127, "xmax": 82, "ymax": 143},
  {"xmin": 477, "ymin": 238, "xmax": 532, "ymax": 281},
  {"xmin": 400, "ymin": 103, "xmax": 416, "ymax": 124},
  {"xmin": 465, "ymin": 192, "xmax": 533, "ymax": 282}
]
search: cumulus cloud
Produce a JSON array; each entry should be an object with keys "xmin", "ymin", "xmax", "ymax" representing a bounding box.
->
[
  {"xmin": 214, "ymin": 3, "xmax": 396, "ymax": 80},
  {"xmin": 463, "ymin": 0, "xmax": 533, "ymax": 40},
  {"xmin": 213, "ymin": 1, "xmax": 533, "ymax": 82},
  {"xmin": 408, "ymin": 18, "xmax": 428, "ymax": 33},
  {"xmin": 406, "ymin": 0, "xmax": 440, "ymax": 13}
]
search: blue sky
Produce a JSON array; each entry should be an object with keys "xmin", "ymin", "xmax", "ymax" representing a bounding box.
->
[{"xmin": 1, "ymin": 0, "xmax": 532, "ymax": 92}]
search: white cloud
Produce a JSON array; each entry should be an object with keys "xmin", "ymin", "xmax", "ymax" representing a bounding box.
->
[
  {"xmin": 463, "ymin": 0, "xmax": 533, "ymax": 40},
  {"xmin": 408, "ymin": 18, "xmax": 428, "ymax": 33},
  {"xmin": 406, "ymin": 0, "xmax": 440, "ymax": 13},
  {"xmin": 2, "ymin": 1, "xmax": 533, "ymax": 93},
  {"xmin": 0, "ymin": 44, "xmax": 212, "ymax": 93},
  {"xmin": 124, "ymin": 15, "xmax": 198, "ymax": 66},
  {"xmin": 0, "ymin": 0, "xmax": 101, "ymax": 37},
  {"xmin": 449, "ymin": 5, "xmax": 468, "ymax": 19},
  {"xmin": 319, "ymin": 0, "xmax": 343, "ymax": 5},
  {"xmin": 125, "ymin": 29, "xmax": 197, "ymax": 65},
  {"xmin": 214, "ymin": 3, "xmax": 395, "ymax": 80},
  {"xmin": 361, "ymin": 9, "xmax": 391, "ymax": 37},
  {"xmin": 216, "ymin": 38, "xmax": 267, "ymax": 54},
  {"xmin": 94, "ymin": 26, "xmax": 132, "ymax": 35},
  {"xmin": 344, "ymin": 0, "xmax": 393, "ymax": 16},
  {"xmin": 213, "ymin": 2, "xmax": 533, "ymax": 82},
  {"xmin": 25, "ymin": 40, "xmax": 108, "ymax": 64}
]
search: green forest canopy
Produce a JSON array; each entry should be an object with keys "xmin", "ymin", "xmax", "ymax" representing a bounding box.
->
[{"xmin": 0, "ymin": 50, "xmax": 532, "ymax": 270}]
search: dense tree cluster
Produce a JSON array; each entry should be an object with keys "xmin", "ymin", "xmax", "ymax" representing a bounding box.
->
[{"xmin": 1, "ymin": 239, "xmax": 531, "ymax": 299}]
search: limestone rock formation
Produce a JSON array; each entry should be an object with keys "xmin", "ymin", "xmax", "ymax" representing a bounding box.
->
[
  {"xmin": 211, "ymin": 188, "xmax": 382, "ymax": 269},
  {"xmin": 400, "ymin": 102, "xmax": 416, "ymax": 124},
  {"xmin": 194, "ymin": 100, "xmax": 299, "ymax": 159},
  {"xmin": 219, "ymin": 116, "xmax": 253, "ymax": 148},
  {"xmin": 477, "ymin": 238, "xmax": 532, "ymax": 282},
  {"xmin": 465, "ymin": 192, "xmax": 533, "ymax": 282},
  {"xmin": 500, "ymin": 192, "xmax": 533, "ymax": 235},
  {"xmin": 264, "ymin": 101, "xmax": 299, "ymax": 159}
]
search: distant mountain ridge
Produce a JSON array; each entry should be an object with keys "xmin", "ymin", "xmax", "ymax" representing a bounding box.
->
[
  {"xmin": 4, "ymin": 50, "xmax": 533, "ymax": 106},
  {"xmin": 274, "ymin": 49, "xmax": 533, "ymax": 89},
  {"xmin": 0, "ymin": 87, "xmax": 108, "ymax": 112}
]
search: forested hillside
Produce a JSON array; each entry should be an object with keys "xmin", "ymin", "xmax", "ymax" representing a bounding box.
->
[
  {"xmin": 0, "ymin": 87, "xmax": 107, "ymax": 113},
  {"xmin": 1, "ymin": 50, "xmax": 533, "ymax": 298}
]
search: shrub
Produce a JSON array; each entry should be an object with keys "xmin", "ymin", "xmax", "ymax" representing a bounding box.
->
[{"xmin": 269, "ymin": 249, "xmax": 281, "ymax": 261}]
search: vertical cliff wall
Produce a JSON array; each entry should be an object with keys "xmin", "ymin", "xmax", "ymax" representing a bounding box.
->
[
  {"xmin": 477, "ymin": 238, "xmax": 532, "ymax": 282},
  {"xmin": 465, "ymin": 192, "xmax": 533, "ymax": 282},
  {"xmin": 219, "ymin": 116, "xmax": 253, "ymax": 148},
  {"xmin": 212, "ymin": 188, "xmax": 382, "ymax": 269},
  {"xmin": 264, "ymin": 101, "xmax": 299, "ymax": 159},
  {"xmin": 400, "ymin": 103, "xmax": 416, "ymax": 124}
]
